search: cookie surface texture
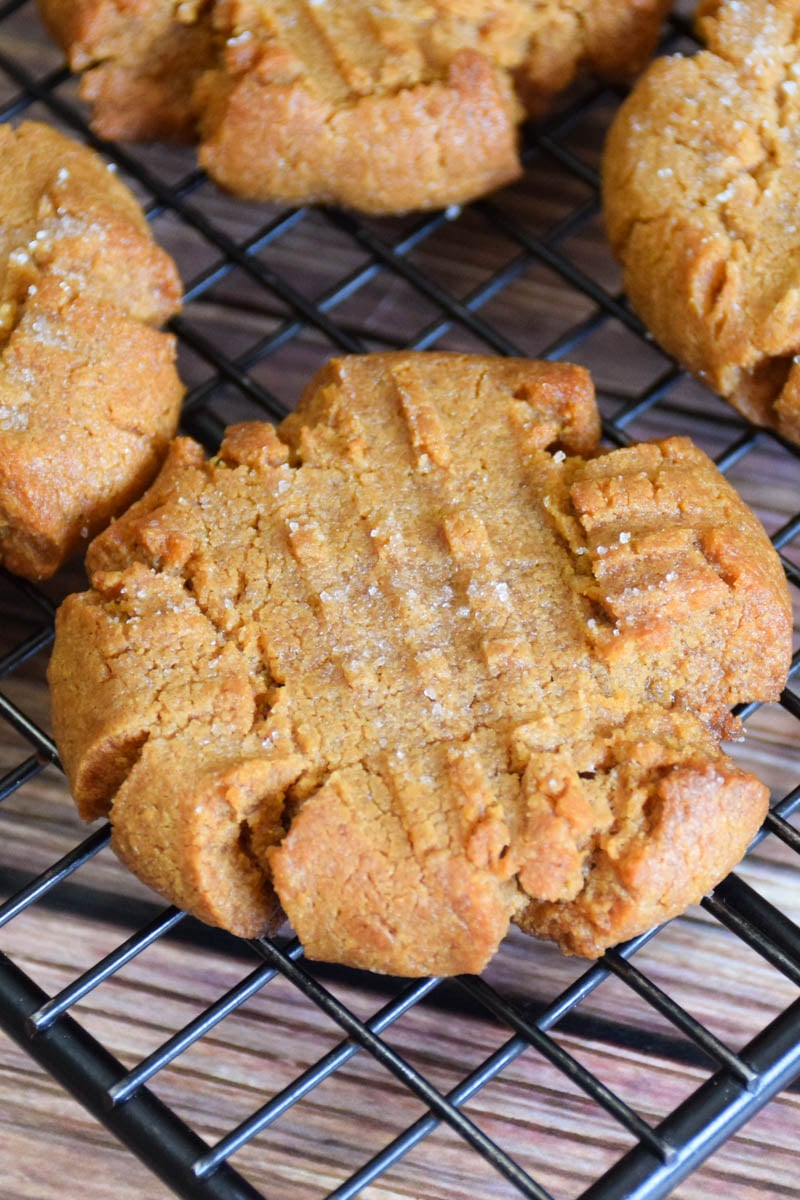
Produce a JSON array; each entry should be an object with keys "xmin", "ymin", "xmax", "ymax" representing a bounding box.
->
[
  {"xmin": 603, "ymin": 0, "xmax": 800, "ymax": 444},
  {"xmin": 38, "ymin": 0, "xmax": 671, "ymax": 212},
  {"xmin": 36, "ymin": 0, "xmax": 217, "ymax": 142},
  {"xmin": 48, "ymin": 353, "xmax": 791, "ymax": 974},
  {"xmin": 0, "ymin": 121, "xmax": 183, "ymax": 579}
]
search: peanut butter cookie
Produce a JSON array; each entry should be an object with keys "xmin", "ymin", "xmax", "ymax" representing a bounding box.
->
[
  {"xmin": 0, "ymin": 121, "xmax": 183, "ymax": 579},
  {"xmin": 48, "ymin": 353, "xmax": 791, "ymax": 973},
  {"xmin": 604, "ymin": 0, "xmax": 800, "ymax": 445},
  {"xmin": 39, "ymin": 0, "xmax": 672, "ymax": 212}
]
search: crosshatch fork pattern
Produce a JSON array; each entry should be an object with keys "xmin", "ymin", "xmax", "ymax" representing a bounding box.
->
[{"xmin": 0, "ymin": 3, "xmax": 799, "ymax": 1199}]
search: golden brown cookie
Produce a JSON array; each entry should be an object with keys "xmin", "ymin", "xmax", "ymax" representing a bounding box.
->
[
  {"xmin": 38, "ymin": 0, "xmax": 672, "ymax": 213},
  {"xmin": 0, "ymin": 121, "xmax": 183, "ymax": 580},
  {"xmin": 48, "ymin": 353, "xmax": 791, "ymax": 973},
  {"xmin": 603, "ymin": 0, "xmax": 800, "ymax": 445}
]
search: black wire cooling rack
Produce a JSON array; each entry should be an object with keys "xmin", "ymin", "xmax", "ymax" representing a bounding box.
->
[{"xmin": 1, "ymin": 4, "xmax": 800, "ymax": 1199}]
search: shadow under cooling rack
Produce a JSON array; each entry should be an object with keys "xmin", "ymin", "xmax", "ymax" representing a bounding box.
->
[{"xmin": 1, "ymin": 4, "xmax": 800, "ymax": 1199}]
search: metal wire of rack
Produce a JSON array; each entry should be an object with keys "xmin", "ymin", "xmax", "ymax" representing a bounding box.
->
[{"xmin": 0, "ymin": 4, "xmax": 799, "ymax": 1199}]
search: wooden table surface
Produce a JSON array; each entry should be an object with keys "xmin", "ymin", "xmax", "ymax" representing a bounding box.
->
[{"xmin": 1, "ymin": 4, "xmax": 799, "ymax": 1199}]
